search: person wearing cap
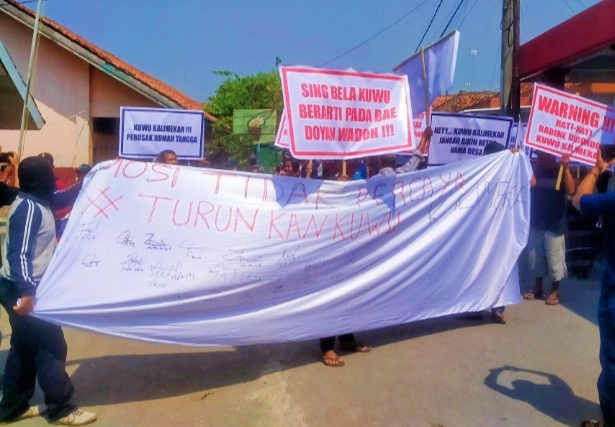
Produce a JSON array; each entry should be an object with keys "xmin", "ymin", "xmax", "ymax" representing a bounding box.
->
[{"xmin": 0, "ymin": 157, "xmax": 97, "ymax": 425}]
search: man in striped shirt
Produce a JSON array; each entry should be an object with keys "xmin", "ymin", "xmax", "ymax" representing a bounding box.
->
[{"xmin": 0, "ymin": 157, "xmax": 96, "ymax": 426}]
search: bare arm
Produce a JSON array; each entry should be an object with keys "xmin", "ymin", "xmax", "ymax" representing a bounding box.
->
[
  {"xmin": 8, "ymin": 153, "xmax": 19, "ymax": 188},
  {"xmin": 561, "ymin": 155, "xmax": 575, "ymax": 195},
  {"xmin": 416, "ymin": 126, "xmax": 433, "ymax": 155},
  {"xmin": 573, "ymin": 148, "xmax": 614, "ymax": 211}
]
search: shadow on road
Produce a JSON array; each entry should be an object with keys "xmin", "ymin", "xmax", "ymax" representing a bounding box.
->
[
  {"xmin": 484, "ymin": 365, "xmax": 600, "ymax": 425},
  {"xmin": 63, "ymin": 315, "xmax": 483, "ymax": 407},
  {"xmin": 65, "ymin": 341, "xmax": 315, "ymax": 406}
]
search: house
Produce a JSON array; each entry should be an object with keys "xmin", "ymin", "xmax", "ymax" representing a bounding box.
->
[{"xmin": 0, "ymin": 0, "xmax": 215, "ymax": 182}]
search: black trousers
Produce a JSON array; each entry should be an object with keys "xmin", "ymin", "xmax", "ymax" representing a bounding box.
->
[
  {"xmin": 0, "ymin": 279, "xmax": 76, "ymax": 422},
  {"xmin": 598, "ymin": 286, "xmax": 615, "ymax": 426},
  {"xmin": 320, "ymin": 334, "xmax": 355, "ymax": 352}
]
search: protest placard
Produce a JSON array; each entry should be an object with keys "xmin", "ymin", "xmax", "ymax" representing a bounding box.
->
[
  {"xmin": 120, "ymin": 107, "xmax": 205, "ymax": 160},
  {"xmin": 35, "ymin": 153, "xmax": 530, "ymax": 346},
  {"xmin": 274, "ymin": 111, "xmax": 290, "ymax": 148},
  {"xmin": 428, "ymin": 112, "xmax": 513, "ymax": 165},
  {"xmin": 279, "ymin": 66, "xmax": 414, "ymax": 159},
  {"xmin": 526, "ymin": 84, "xmax": 615, "ymax": 166}
]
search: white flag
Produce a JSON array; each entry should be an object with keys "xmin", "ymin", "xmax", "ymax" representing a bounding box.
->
[{"xmin": 393, "ymin": 31, "xmax": 460, "ymax": 117}]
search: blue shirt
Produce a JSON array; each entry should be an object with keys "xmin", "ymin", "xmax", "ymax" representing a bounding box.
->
[
  {"xmin": 1, "ymin": 194, "xmax": 57, "ymax": 296},
  {"xmin": 580, "ymin": 192, "xmax": 615, "ymax": 287}
]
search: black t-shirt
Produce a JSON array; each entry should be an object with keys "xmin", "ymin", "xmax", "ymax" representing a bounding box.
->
[{"xmin": 530, "ymin": 165, "xmax": 567, "ymax": 234}]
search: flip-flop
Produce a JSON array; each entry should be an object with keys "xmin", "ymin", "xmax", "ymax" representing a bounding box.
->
[
  {"xmin": 322, "ymin": 356, "xmax": 345, "ymax": 367},
  {"xmin": 523, "ymin": 291, "xmax": 543, "ymax": 300},
  {"xmin": 339, "ymin": 342, "xmax": 372, "ymax": 353}
]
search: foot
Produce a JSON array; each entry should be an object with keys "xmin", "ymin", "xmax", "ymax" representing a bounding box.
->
[
  {"xmin": 338, "ymin": 341, "xmax": 372, "ymax": 353},
  {"xmin": 491, "ymin": 312, "xmax": 507, "ymax": 324},
  {"xmin": 523, "ymin": 290, "xmax": 544, "ymax": 300},
  {"xmin": 53, "ymin": 409, "xmax": 97, "ymax": 426},
  {"xmin": 15, "ymin": 405, "xmax": 42, "ymax": 421},
  {"xmin": 321, "ymin": 350, "xmax": 344, "ymax": 367},
  {"xmin": 545, "ymin": 289, "xmax": 560, "ymax": 306}
]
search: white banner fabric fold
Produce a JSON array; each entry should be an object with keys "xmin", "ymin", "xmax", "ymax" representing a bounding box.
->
[{"xmin": 34, "ymin": 152, "xmax": 531, "ymax": 346}]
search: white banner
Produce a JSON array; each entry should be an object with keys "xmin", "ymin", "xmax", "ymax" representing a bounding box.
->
[
  {"xmin": 34, "ymin": 153, "xmax": 531, "ymax": 346},
  {"xmin": 393, "ymin": 31, "xmax": 460, "ymax": 117},
  {"xmin": 526, "ymin": 84, "xmax": 615, "ymax": 166},
  {"xmin": 279, "ymin": 66, "xmax": 414, "ymax": 159},
  {"xmin": 120, "ymin": 107, "xmax": 205, "ymax": 160},
  {"xmin": 428, "ymin": 112, "xmax": 513, "ymax": 165}
]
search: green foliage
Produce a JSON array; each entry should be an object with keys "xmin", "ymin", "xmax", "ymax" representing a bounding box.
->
[{"xmin": 204, "ymin": 69, "xmax": 283, "ymax": 167}]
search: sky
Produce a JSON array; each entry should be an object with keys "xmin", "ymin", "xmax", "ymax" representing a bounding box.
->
[{"xmin": 29, "ymin": 0, "xmax": 601, "ymax": 103}]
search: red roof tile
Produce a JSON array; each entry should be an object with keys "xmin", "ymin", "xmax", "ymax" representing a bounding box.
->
[
  {"xmin": 2, "ymin": 0, "xmax": 216, "ymax": 122},
  {"xmin": 434, "ymin": 91, "xmax": 499, "ymax": 112}
]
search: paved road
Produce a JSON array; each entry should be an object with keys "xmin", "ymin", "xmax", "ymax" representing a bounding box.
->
[{"xmin": 0, "ymin": 274, "xmax": 603, "ymax": 427}]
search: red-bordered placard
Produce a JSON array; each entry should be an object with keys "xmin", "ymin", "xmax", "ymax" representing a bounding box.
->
[
  {"xmin": 526, "ymin": 84, "xmax": 615, "ymax": 166},
  {"xmin": 279, "ymin": 66, "xmax": 414, "ymax": 159}
]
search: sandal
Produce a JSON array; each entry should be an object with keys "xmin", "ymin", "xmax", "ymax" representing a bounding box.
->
[
  {"xmin": 523, "ymin": 291, "xmax": 543, "ymax": 300},
  {"xmin": 339, "ymin": 341, "xmax": 372, "ymax": 353},
  {"xmin": 322, "ymin": 356, "xmax": 345, "ymax": 367},
  {"xmin": 581, "ymin": 421, "xmax": 602, "ymax": 427}
]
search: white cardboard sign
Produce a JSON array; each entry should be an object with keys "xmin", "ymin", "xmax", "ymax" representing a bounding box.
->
[
  {"xmin": 279, "ymin": 66, "xmax": 415, "ymax": 159},
  {"xmin": 120, "ymin": 107, "xmax": 205, "ymax": 160},
  {"xmin": 428, "ymin": 112, "xmax": 513, "ymax": 165}
]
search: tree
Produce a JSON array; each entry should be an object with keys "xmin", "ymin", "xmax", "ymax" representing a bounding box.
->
[{"xmin": 204, "ymin": 69, "xmax": 283, "ymax": 167}]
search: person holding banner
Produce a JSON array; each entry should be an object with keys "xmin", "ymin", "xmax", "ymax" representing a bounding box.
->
[
  {"xmin": 0, "ymin": 157, "xmax": 97, "ymax": 425},
  {"xmin": 573, "ymin": 149, "xmax": 615, "ymax": 427},
  {"xmin": 376, "ymin": 127, "xmax": 433, "ymax": 177},
  {"xmin": 523, "ymin": 152, "xmax": 575, "ymax": 306}
]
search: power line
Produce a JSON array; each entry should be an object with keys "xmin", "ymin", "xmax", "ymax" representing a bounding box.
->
[
  {"xmin": 448, "ymin": 0, "xmax": 471, "ymax": 35},
  {"xmin": 573, "ymin": 0, "xmax": 586, "ymax": 8},
  {"xmin": 440, "ymin": 0, "xmax": 467, "ymax": 37},
  {"xmin": 415, "ymin": 0, "xmax": 445, "ymax": 53},
  {"xmin": 561, "ymin": 0, "xmax": 576, "ymax": 14},
  {"xmin": 319, "ymin": 0, "xmax": 431, "ymax": 67},
  {"xmin": 489, "ymin": 38, "xmax": 501, "ymax": 90},
  {"xmin": 455, "ymin": 0, "xmax": 480, "ymax": 29}
]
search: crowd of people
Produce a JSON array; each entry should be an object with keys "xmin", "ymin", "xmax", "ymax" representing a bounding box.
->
[{"xmin": 0, "ymin": 136, "xmax": 613, "ymax": 426}]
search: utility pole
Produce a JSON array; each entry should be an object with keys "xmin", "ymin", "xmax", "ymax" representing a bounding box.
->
[
  {"xmin": 18, "ymin": 0, "xmax": 44, "ymax": 158},
  {"xmin": 500, "ymin": 0, "xmax": 520, "ymax": 118},
  {"xmin": 471, "ymin": 50, "xmax": 477, "ymax": 92}
]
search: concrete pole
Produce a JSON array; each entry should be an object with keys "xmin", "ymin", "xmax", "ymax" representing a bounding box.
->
[{"xmin": 18, "ymin": 0, "xmax": 44, "ymax": 159}]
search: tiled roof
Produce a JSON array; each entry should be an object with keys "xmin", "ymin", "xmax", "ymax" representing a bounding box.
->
[
  {"xmin": 434, "ymin": 90, "xmax": 499, "ymax": 112},
  {"xmin": 1, "ymin": 0, "xmax": 216, "ymax": 122},
  {"xmin": 432, "ymin": 94, "xmax": 456, "ymax": 110}
]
